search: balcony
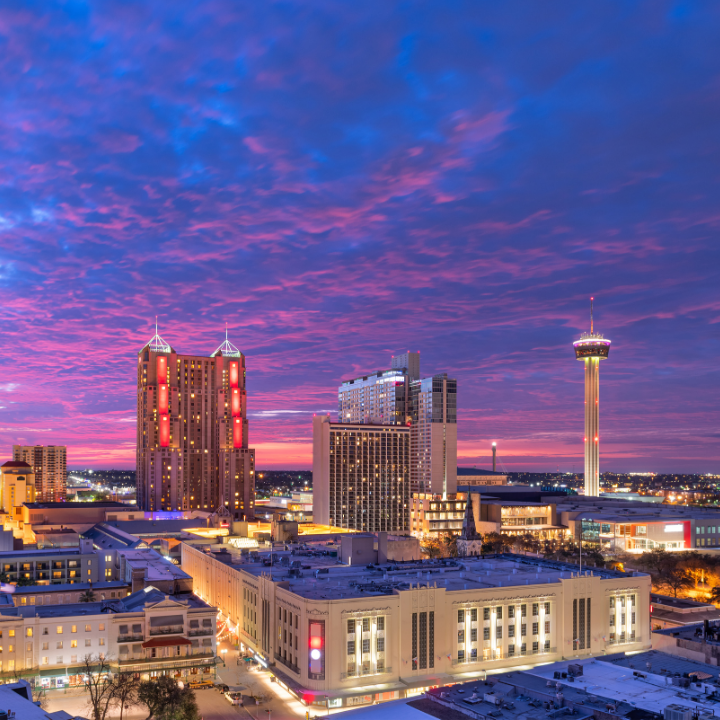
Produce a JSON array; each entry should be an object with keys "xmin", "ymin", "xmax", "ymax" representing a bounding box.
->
[
  {"xmin": 118, "ymin": 652, "xmax": 217, "ymax": 671},
  {"xmin": 188, "ymin": 629, "xmax": 213, "ymax": 637},
  {"xmin": 118, "ymin": 635, "xmax": 144, "ymax": 643},
  {"xmin": 149, "ymin": 625, "xmax": 184, "ymax": 636}
]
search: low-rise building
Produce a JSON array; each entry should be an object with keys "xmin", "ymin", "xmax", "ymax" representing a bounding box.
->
[
  {"xmin": 649, "ymin": 594, "xmax": 720, "ymax": 630},
  {"xmin": 456, "ymin": 468, "xmax": 508, "ymax": 486},
  {"xmin": 182, "ymin": 543, "xmax": 651, "ymax": 711},
  {"xmin": 22, "ymin": 501, "xmax": 129, "ymax": 527},
  {"xmin": 0, "ymin": 586, "xmax": 218, "ymax": 689},
  {"xmin": 653, "ymin": 621, "xmax": 720, "ymax": 665},
  {"xmin": 410, "ymin": 493, "xmax": 466, "ymax": 535},
  {"xmin": 0, "ymin": 540, "xmax": 109, "ymax": 585}
]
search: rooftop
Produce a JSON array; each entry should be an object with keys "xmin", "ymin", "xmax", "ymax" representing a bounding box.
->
[
  {"xmin": 10, "ymin": 580, "xmax": 129, "ymax": 595},
  {"xmin": 1, "ymin": 461, "xmax": 31, "ymax": 469},
  {"xmin": 120, "ymin": 549, "xmax": 191, "ymax": 581},
  {"xmin": 528, "ymin": 652, "xmax": 720, "ymax": 716},
  {"xmin": 25, "ymin": 501, "xmax": 127, "ymax": 509},
  {"xmin": 201, "ymin": 548, "xmax": 639, "ymax": 600},
  {"xmin": 457, "ymin": 468, "xmax": 507, "ymax": 476},
  {"xmin": 108, "ymin": 518, "xmax": 208, "ymax": 536},
  {"xmin": 0, "ymin": 586, "xmax": 213, "ymax": 618},
  {"xmin": 81, "ymin": 523, "xmax": 144, "ymax": 550}
]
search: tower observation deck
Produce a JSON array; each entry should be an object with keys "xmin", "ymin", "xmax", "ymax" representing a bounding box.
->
[{"xmin": 573, "ymin": 299, "xmax": 611, "ymax": 497}]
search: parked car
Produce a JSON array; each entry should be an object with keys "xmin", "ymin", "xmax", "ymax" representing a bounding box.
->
[
  {"xmin": 224, "ymin": 691, "xmax": 243, "ymax": 706},
  {"xmin": 215, "ymin": 683, "xmax": 230, "ymax": 693}
]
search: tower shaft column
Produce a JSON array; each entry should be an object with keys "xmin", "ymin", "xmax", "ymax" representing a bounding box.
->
[{"xmin": 584, "ymin": 357, "xmax": 600, "ymax": 496}]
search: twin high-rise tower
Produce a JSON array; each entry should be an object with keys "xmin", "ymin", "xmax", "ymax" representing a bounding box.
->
[
  {"xmin": 136, "ymin": 325, "xmax": 255, "ymax": 517},
  {"xmin": 573, "ymin": 299, "xmax": 611, "ymax": 497}
]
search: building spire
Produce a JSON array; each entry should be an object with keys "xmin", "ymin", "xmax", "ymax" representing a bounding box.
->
[
  {"xmin": 211, "ymin": 324, "xmax": 241, "ymax": 358},
  {"xmin": 145, "ymin": 317, "xmax": 172, "ymax": 354}
]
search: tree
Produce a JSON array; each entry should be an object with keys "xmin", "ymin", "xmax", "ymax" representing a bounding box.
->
[
  {"xmin": 111, "ymin": 672, "xmax": 140, "ymax": 720},
  {"xmin": 15, "ymin": 577, "xmax": 36, "ymax": 587},
  {"xmin": 657, "ymin": 566, "xmax": 695, "ymax": 598},
  {"xmin": 80, "ymin": 654, "xmax": 116, "ymax": 720},
  {"xmin": 138, "ymin": 675, "xmax": 199, "ymax": 720},
  {"xmin": 483, "ymin": 532, "xmax": 515, "ymax": 554},
  {"xmin": 443, "ymin": 534, "xmax": 459, "ymax": 558},
  {"xmin": 517, "ymin": 533, "xmax": 540, "ymax": 556},
  {"xmin": 80, "ymin": 589, "xmax": 97, "ymax": 603},
  {"xmin": 420, "ymin": 536, "xmax": 443, "ymax": 559}
]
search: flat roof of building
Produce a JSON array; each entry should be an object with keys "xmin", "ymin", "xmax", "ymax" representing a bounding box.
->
[
  {"xmin": 0, "ymin": 548, "xmax": 88, "ymax": 558},
  {"xmin": 197, "ymin": 548, "xmax": 640, "ymax": 600},
  {"xmin": 120, "ymin": 549, "xmax": 191, "ymax": 581},
  {"xmin": 24, "ymin": 501, "xmax": 127, "ymax": 509},
  {"xmin": 457, "ymin": 468, "xmax": 507, "ymax": 476},
  {"xmin": 10, "ymin": 580, "xmax": 129, "ymax": 594},
  {"xmin": 0, "ymin": 586, "xmax": 213, "ymax": 618},
  {"xmin": 653, "ymin": 621, "xmax": 720, "ymax": 645},
  {"xmin": 107, "ymin": 519, "xmax": 208, "ymax": 535},
  {"xmin": 528, "ymin": 652, "xmax": 720, "ymax": 715}
]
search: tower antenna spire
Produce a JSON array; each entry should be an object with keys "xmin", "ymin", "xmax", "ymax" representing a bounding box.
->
[
  {"xmin": 156, "ymin": 316, "xmax": 158, "ymax": 335},
  {"xmin": 226, "ymin": 322, "xmax": 228, "ymax": 341},
  {"xmin": 590, "ymin": 297, "xmax": 594, "ymax": 334}
]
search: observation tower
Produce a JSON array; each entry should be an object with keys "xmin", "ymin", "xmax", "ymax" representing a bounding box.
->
[{"xmin": 573, "ymin": 298, "xmax": 611, "ymax": 497}]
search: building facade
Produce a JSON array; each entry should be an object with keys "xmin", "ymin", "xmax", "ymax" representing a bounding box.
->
[
  {"xmin": 136, "ymin": 327, "xmax": 255, "ymax": 516},
  {"xmin": 0, "ymin": 587, "xmax": 218, "ymax": 688},
  {"xmin": 338, "ymin": 353, "xmax": 457, "ymax": 496},
  {"xmin": 12, "ymin": 446, "xmax": 66, "ymax": 502},
  {"xmin": 182, "ymin": 544, "xmax": 651, "ymax": 712},
  {"xmin": 313, "ymin": 416, "xmax": 410, "ymax": 532},
  {"xmin": 410, "ymin": 493, "xmax": 466, "ymax": 535}
]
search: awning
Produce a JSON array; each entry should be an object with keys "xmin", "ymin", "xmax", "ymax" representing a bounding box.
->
[{"xmin": 142, "ymin": 636, "xmax": 192, "ymax": 649}]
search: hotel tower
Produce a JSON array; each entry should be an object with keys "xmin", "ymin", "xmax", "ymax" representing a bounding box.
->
[
  {"xmin": 137, "ymin": 324, "xmax": 255, "ymax": 517},
  {"xmin": 573, "ymin": 299, "xmax": 611, "ymax": 497}
]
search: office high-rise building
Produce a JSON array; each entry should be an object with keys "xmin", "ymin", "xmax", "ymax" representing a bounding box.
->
[
  {"xmin": 573, "ymin": 299, "xmax": 611, "ymax": 497},
  {"xmin": 338, "ymin": 352, "xmax": 457, "ymax": 496},
  {"xmin": 313, "ymin": 415, "xmax": 410, "ymax": 531},
  {"xmin": 136, "ymin": 325, "xmax": 255, "ymax": 516},
  {"xmin": 12, "ymin": 445, "xmax": 66, "ymax": 502}
]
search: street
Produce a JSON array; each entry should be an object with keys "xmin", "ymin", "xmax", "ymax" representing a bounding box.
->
[{"xmin": 41, "ymin": 643, "xmax": 320, "ymax": 720}]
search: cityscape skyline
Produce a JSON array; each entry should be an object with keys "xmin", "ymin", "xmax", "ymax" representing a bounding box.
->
[{"xmin": 1, "ymin": 4, "xmax": 719, "ymax": 474}]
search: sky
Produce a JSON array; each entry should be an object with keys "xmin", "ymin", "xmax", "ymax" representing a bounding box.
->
[{"xmin": 0, "ymin": 1, "xmax": 718, "ymax": 473}]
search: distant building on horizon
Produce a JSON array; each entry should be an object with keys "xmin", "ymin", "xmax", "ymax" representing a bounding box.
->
[
  {"xmin": 12, "ymin": 445, "xmax": 66, "ymax": 502},
  {"xmin": 136, "ymin": 325, "xmax": 255, "ymax": 517},
  {"xmin": 338, "ymin": 351, "xmax": 457, "ymax": 497},
  {"xmin": 456, "ymin": 467, "xmax": 508, "ymax": 487},
  {"xmin": 313, "ymin": 415, "xmax": 410, "ymax": 532}
]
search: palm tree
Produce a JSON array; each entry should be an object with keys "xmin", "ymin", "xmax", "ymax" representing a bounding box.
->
[{"xmin": 79, "ymin": 589, "xmax": 97, "ymax": 603}]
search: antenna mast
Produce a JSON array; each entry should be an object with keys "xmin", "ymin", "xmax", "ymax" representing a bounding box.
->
[{"xmin": 590, "ymin": 297, "xmax": 594, "ymax": 334}]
